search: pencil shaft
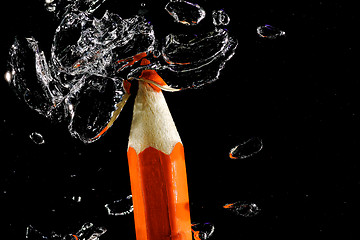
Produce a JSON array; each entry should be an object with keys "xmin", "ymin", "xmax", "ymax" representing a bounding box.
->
[{"xmin": 128, "ymin": 143, "xmax": 191, "ymax": 240}]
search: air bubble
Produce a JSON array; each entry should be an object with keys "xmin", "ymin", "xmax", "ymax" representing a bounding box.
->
[
  {"xmin": 257, "ymin": 25, "xmax": 285, "ymax": 39},
  {"xmin": 44, "ymin": 0, "xmax": 56, "ymax": 12},
  {"xmin": 191, "ymin": 222, "xmax": 215, "ymax": 240},
  {"xmin": 29, "ymin": 132, "xmax": 45, "ymax": 145},
  {"xmin": 229, "ymin": 137, "xmax": 263, "ymax": 159},
  {"xmin": 105, "ymin": 195, "xmax": 134, "ymax": 216},
  {"xmin": 223, "ymin": 201, "xmax": 260, "ymax": 217},
  {"xmin": 165, "ymin": 0, "xmax": 206, "ymax": 25},
  {"xmin": 71, "ymin": 195, "xmax": 82, "ymax": 202},
  {"xmin": 212, "ymin": 9, "xmax": 230, "ymax": 26}
]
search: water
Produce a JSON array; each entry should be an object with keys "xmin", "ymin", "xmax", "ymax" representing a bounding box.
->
[
  {"xmin": 6, "ymin": 0, "xmax": 237, "ymax": 143},
  {"xmin": 257, "ymin": 25, "xmax": 286, "ymax": 39},
  {"xmin": 229, "ymin": 137, "xmax": 263, "ymax": 159},
  {"xmin": 223, "ymin": 201, "xmax": 261, "ymax": 217}
]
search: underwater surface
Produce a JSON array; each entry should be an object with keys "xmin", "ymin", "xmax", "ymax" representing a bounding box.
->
[{"xmin": 0, "ymin": 0, "xmax": 357, "ymax": 239}]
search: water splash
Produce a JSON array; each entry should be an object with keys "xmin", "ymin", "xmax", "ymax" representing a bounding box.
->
[
  {"xmin": 212, "ymin": 9, "xmax": 230, "ymax": 26},
  {"xmin": 104, "ymin": 195, "xmax": 134, "ymax": 216},
  {"xmin": 191, "ymin": 222, "xmax": 215, "ymax": 240},
  {"xmin": 29, "ymin": 132, "xmax": 45, "ymax": 145},
  {"xmin": 257, "ymin": 25, "xmax": 285, "ymax": 39},
  {"xmin": 7, "ymin": 0, "xmax": 237, "ymax": 143},
  {"xmin": 26, "ymin": 223, "xmax": 106, "ymax": 240},
  {"xmin": 229, "ymin": 137, "xmax": 263, "ymax": 159},
  {"xmin": 165, "ymin": 0, "xmax": 206, "ymax": 25},
  {"xmin": 223, "ymin": 201, "xmax": 260, "ymax": 217}
]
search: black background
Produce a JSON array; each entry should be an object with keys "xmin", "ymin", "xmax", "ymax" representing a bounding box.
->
[{"xmin": 0, "ymin": 0, "xmax": 357, "ymax": 239}]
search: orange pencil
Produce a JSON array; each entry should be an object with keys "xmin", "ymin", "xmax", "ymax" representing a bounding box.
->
[{"xmin": 127, "ymin": 71, "xmax": 192, "ymax": 240}]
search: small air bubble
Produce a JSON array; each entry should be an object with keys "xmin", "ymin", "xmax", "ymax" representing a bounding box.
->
[
  {"xmin": 71, "ymin": 196, "xmax": 82, "ymax": 202},
  {"xmin": 45, "ymin": 2, "xmax": 56, "ymax": 12},
  {"xmin": 105, "ymin": 195, "xmax": 133, "ymax": 216},
  {"xmin": 152, "ymin": 50, "xmax": 161, "ymax": 58},
  {"xmin": 223, "ymin": 201, "xmax": 260, "ymax": 217},
  {"xmin": 229, "ymin": 137, "xmax": 263, "ymax": 159},
  {"xmin": 257, "ymin": 25, "xmax": 285, "ymax": 39},
  {"xmin": 29, "ymin": 132, "xmax": 45, "ymax": 145},
  {"xmin": 165, "ymin": 0, "xmax": 206, "ymax": 25},
  {"xmin": 212, "ymin": 9, "xmax": 230, "ymax": 26},
  {"xmin": 191, "ymin": 222, "xmax": 215, "ymax": 240}
]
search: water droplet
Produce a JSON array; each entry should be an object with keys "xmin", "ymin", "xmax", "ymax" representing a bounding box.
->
[
  {"xmin": 105, "ymin": 195, "xmax": 134, "ymax": 216},
  {"xmin": 165, "ymin": 0, "xmax": 206, "ymax": 25},
  {"xmin": 29, "ymin": 132, "xmax": 45, "ymax": 145},
  {"xmin": 212, "ymin": 9, "xmax": 230, "ymax": 26},
  {"xmin": 229, "ymin": 137, "xmax": 263, "ymax": 159},
  {"xmin": 223, "ymin": 201, "xmax": 260, "ymax": 217},
  {"xmin": 257, "ymin": 25, "xmax": 285, "ymax": 39},
  {"xmin": 191, "ymin": 222, "xmax": 215, "ymax": 240}
]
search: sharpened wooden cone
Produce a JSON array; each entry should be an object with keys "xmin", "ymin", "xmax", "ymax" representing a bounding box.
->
[{"xmin": 127, "ymin": 81, "xmax": 192, "ymax": 240}]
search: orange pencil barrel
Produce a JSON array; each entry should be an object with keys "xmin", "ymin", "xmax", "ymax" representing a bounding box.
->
[{"xmin": 128, "ymin": 143, "xmax": 191, "ymax": 240}]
